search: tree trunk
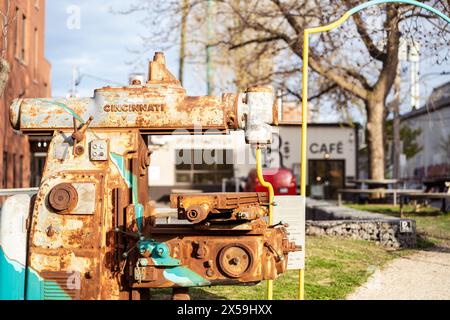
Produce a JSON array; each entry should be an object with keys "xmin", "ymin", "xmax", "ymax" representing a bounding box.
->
[{"xmin": 366, "ymin": 96, "xmax": 385, "ymax": 180}]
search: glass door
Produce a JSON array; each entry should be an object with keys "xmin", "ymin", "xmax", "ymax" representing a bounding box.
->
[{"xmin": 308, "ymin": 160, "xmax": 345, "ymax": 199}]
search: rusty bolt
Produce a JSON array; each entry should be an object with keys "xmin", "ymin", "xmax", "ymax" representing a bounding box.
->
[
  {"xmin": 187, "ymin": 210, "xmax": 198, "ymax": 220},
  {"xmin": 85, "ymin": 271, "xmax": 94, "ymax": 279},
  {"xmin": 206, "ymin": 269, "xmax": 214, "ymax": 277},
  {"xmin": 205, "ymin": 260, "xmax": 213, "ymax": 268},
  {"xmin": 74, "ymin": 145, "xmax": 85, "ymax": 156},
  {"xmin": 46, "ymin": 226, "xmax": 55, "ymax": 237}
]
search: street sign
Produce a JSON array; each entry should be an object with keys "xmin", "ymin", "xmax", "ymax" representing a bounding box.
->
[{"xmin": 272, "ymin": 196, "xmax": 305, "ymax": 269}]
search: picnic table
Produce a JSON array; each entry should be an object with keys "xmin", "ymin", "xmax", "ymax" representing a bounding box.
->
[
  {"xmin": 338, "ymin": 188, "xmax": 419, "ymax": 206},
  {"xmin": 399, "ymin": 192, "xmax": 450, "ymax": 217},
  {"xmin": 349, "ymin": 179, "xmax": 400, "ymax": 189}
]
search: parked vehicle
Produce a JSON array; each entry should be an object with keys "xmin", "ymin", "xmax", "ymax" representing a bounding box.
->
[{"xmin": 245, "ymin": 168, "xmax": 297, "ymax": 195}]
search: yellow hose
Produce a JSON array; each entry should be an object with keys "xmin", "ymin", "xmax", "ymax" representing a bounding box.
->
[{"xmin": 255, "ymin": 147, "xmax": 274, "ymax": 300}]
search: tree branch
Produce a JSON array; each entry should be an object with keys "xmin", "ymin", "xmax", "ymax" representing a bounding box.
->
[
  {"xmin": 269, "ymin": 0, "xmax": 303, "ymax": 35},
  {"xmin": 285, "ymin": 83, "xmax": 338, "ymax": 101},
  {"xmin": 308, "ymin": 56, "xmax": 369, "ymax": 100},
  {"xmin": 345, "ymin": 0, "xmax": 387, "ymax": 61},
  {"xmin": 229, "ymin": 35, "xmax": 283, "ymax": 50}
]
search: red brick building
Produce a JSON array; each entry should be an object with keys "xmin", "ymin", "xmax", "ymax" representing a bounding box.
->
[{"xmin": 0, "ymin": 0, "xmax": 51, "ymax": 189}]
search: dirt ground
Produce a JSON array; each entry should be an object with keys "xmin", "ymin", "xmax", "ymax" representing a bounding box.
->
[{"xmin": 346, "ymin": 248, "xmax": 450, "ymax": 300}]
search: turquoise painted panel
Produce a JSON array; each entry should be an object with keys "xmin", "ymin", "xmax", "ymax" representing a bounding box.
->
[
  {"xmin": 110, "ymin": 152, "xmax": 144, "ymax": 232},
  {"xmin": 164, "ymin": 267, "xmax": 211, "ymax": 287},
  {"xmin": 1, "ymin": 246, "xmax": 71, "ymax": 300},
  {"xmin": 0, "ymin": 246, "xmax": 25, "ymax": 300}
]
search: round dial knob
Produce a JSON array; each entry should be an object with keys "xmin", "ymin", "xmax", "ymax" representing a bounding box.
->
[{"xmin": 48, "ymin": 183, "xmax": 78, "ymax": 213}]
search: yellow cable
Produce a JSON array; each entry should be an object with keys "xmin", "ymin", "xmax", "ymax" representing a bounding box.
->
[{"xmin": 255, "ymin": 147, "xmax": 274, "ymax": 300}]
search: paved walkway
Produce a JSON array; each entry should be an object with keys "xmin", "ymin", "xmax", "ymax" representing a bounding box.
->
[{"xmin": 347, "ymin": 249, "xmax": 450, "ymax": 300}]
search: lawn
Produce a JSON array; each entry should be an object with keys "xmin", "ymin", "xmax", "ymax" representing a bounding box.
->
[
  {"xmin": 347, "ymin": 204, "xmax": 450, "ymax": 248},
  {"xmin": 150, "ymin": 235, "xmax": 405, "ymax": 300},
  {"xmin": 149, "ymin": 204, "xmax": 450, "ymax": 300}
]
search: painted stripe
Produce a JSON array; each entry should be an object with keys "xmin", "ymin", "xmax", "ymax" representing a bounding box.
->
[{"xmin": 35, "ymin": 99, "xmax": 85, "ymax": 123}]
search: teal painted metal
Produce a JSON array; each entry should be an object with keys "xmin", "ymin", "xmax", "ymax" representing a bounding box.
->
[
  {"xmin": 36, "ymin": 98, "xmax": 86, "ymax": 123},
  {"xmin": 0, "ymin": 246, "xmax": 71, "ymax": 300},
  {"xmin": 138, "ymin": 240, "xmax": 180, "ymax": 266},
  {"xmin": 110, "ymin": 152, "xmax": 144, "ymax": 232},
  {"xmin": 137, "ymin": 239, "xmax": 211, "ymax": 286},
  {"xmin": 0, "ymin": 246, "xmax": 25, "ymax": 300},
  {"xmin": 164, "ymin": 267, "xmax": 211, "ymax": 287},
  {"xmin": 348, "ymin": 0, "xmax": 450, "ymax": 24}
]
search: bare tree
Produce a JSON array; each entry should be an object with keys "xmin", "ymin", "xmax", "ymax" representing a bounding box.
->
[
  {"xmin": 0, "ymin": 0, "xmax": 15, "ymax": 96},
  {"xmin": 119, "ymin": 0, "xmax": 450, "ymax": 180}
]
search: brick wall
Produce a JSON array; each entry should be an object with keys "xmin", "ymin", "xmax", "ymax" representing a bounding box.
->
[{"xmin": 0, "ymin": 0, "xmax": 51, "ymax": 189}]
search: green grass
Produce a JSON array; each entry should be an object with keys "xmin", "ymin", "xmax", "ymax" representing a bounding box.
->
[
  {"xmin": 347, "ymin": 204, "xmax": 450, "ymax": 248},
  {"xmin": 148, "ymin": 204, "xmax": 450, "ymax": 300},
  {"xmin": 150, "ymin": 236, "xmax": 405, "ymax": 300}
]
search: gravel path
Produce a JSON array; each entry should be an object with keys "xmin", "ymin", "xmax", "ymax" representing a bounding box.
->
[{"xmin": 347, "ymin": 249, "xmax": 450, "ymax": 300}]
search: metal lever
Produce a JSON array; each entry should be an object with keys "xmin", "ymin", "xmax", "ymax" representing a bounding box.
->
[
  {"xmin": 72, "ymin": 116, "xmax": 93, "ymax": 155},
  {"xmin": 264, "ymin": 241, "xmax": 284, "ymax": 262}
]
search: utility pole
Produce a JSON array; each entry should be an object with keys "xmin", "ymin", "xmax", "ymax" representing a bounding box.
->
[
  {"xmin": 206, "ymin": 0, "xmax": 214, "ymax": 95},
  {"xmin": 71, "ymin": 65, "xmax": 79, "ymax": 98},
  {"xmin": 232, "ymin": 0, "xmax": 244, "ymax": 91},
  {"xmin": 393, "ymin": 38, "xmax": 420, "ymax": 180},
  {"xmin": 393, "ymin": 63, "xmax": 401, "ymax": 180},
  {"xmin": 409, "ymin": 42, "xmax": 420, "ymax": 110},
  {"xmin": 179, "ymin": 0, "xmax": 189, "ymax": 85}
]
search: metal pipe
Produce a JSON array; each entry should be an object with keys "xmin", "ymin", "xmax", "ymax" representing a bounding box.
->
[
  {"xmin": 255, "ymin": 147, "xmax": 274, "ymax": 300},
  {"xmin": 0, "ymin": 188, "xmax": 39, "ymax": 196}
]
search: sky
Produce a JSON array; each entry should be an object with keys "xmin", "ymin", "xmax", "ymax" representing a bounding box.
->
[
  {"xmin": 45, "ymin": 0, "xmax": 195, "ymax": 97},
  {"xmin": 45, "ymin": 1, "xmax": 450, "ymax": 122}
]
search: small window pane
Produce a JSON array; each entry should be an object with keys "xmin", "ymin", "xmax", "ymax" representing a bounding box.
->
[
  {"xmin": 176, "ymin": 173, "xmax": 191, "ymax": 184},
  {"xmin": 193, "ymin": 173, "xmax": 216, "ymax": 185}
]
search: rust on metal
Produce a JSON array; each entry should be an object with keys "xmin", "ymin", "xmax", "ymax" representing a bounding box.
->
[
  {"xmin": 170, "ymin": 192, "xmax": 269, "ymax": 224},
  {"xmin": 6, "ymin": 52, "xmax": 297, "ymax": 300}
]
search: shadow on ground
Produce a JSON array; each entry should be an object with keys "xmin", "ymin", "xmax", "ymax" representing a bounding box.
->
[{"xmin": 150, "ymin": 288, "xmax": 227, "ymax": 300}]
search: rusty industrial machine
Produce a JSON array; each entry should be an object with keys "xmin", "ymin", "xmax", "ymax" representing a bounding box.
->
[{"xmin": 0, "ymin": 52, "xmax": 298, "ymax": 300}]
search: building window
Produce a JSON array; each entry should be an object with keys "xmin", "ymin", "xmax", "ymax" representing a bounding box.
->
[
  {"xmin": 15, "ymin": 10, "xmax": 27, "ymax": 62},
  {"xmin": 13, "ymin": 154, "xmax": 17, "ymax": 188},
  {"xmin": 19, "ymin": 156, "xmax": 23, "ymax": 188},
  {"xmin": 2, "ymin": 152, "xmax": 8, "ymax": 188},
  {"xmin": 34, "ymin": 27, "xmax": 38, "ymax": 80},
  {"xmin": 20, "ymin": 14, "xmax": 27, "ymax": 62},
  {"xmin": 175, "ymin": 149, "xmax": 234, "ymax": 185},
  {"xmin": 14, "ymin": 7, "xmax": 19, "ymax": 57}
]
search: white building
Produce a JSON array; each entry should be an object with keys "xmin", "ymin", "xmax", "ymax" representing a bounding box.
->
[
  {"xmin": 401, "ymin": 82, "xmax": 450, "ymax": 186},
  {"xmin": 147, "ymin": 122, "xmax": 359, "ymax": 201}
]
